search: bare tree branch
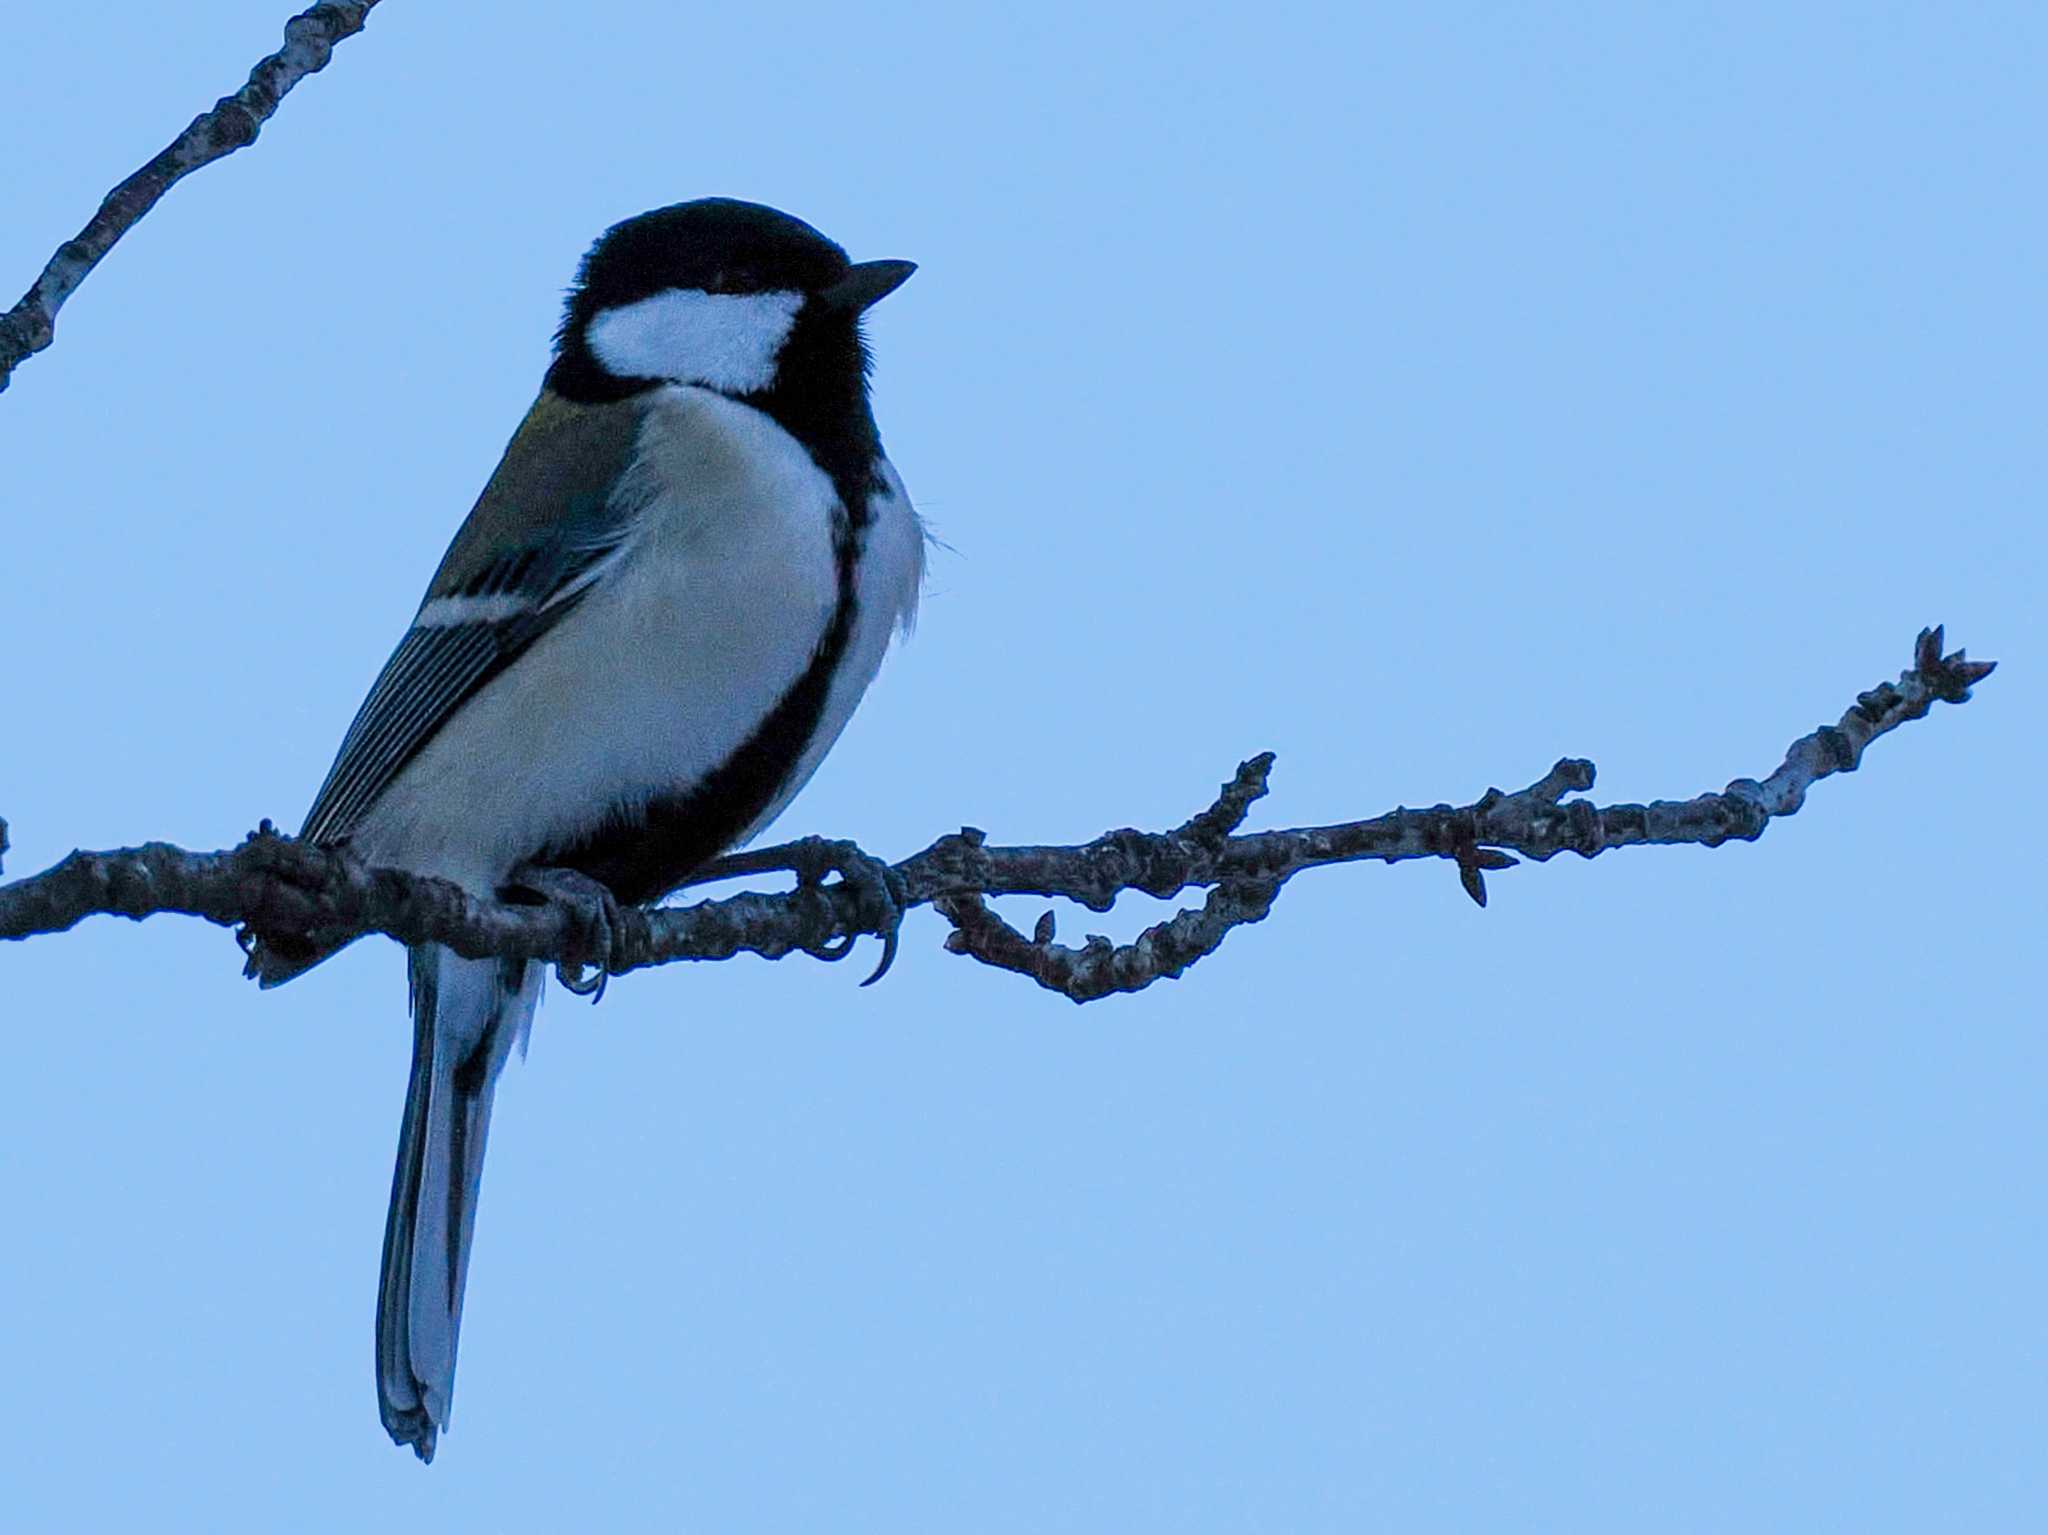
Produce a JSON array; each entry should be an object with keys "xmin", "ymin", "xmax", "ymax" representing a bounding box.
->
[
  {"xmin": 0, "ymin": 628, "xmax": 1997, "ymax": 1003},
  {"xmin": 0, "ymin": 1, "xmax": 384, "ymax": 394}
]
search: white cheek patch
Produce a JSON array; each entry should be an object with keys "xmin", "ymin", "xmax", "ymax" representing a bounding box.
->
[{"xmin": 585, "ymin": 288, "xmax": 804, "ymax": 393}]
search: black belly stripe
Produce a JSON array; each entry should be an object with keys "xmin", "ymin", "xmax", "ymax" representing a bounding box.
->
[{"xmin": 538, "ymin": 462, "xmax": 884, "ymax": 906}]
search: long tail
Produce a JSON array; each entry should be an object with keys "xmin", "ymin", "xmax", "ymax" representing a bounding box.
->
[{"xmin": 376, "ymin": 945, "xmax": 540, "ymax": 1462}]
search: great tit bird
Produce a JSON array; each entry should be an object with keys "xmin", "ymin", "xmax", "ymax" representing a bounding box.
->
[{"xmin": 245, "ymin": 198, "xmax": 925, "ymax": 1461}]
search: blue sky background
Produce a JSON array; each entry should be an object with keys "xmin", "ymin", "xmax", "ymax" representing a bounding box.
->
[{"xmin": 2, "ymin": 3, "xmax": 2038, "ymax": 1528}]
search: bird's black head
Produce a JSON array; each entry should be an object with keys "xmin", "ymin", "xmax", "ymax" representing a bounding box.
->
[{"xmin": 546, "ymin": 198, "xmax": 914, "ymax": 444}]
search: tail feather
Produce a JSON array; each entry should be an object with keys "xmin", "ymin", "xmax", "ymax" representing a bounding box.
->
[{"xmin": 376, "ymin": 945, "xmax": 539, "ymax": 1462}]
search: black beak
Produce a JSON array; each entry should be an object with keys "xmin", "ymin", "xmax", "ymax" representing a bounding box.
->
[{"xmin": 818, "ymin": 259, "xmax": 917, "ymax": 314}]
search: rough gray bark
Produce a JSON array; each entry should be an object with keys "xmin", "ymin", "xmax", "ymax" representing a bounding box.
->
[
  {"xmin": 0, "ymin": 628, "xmax": 1995, "ymax": 1004},
  {"xmin": 0, "ymin": 1, "xmax": 384, "ymax": 393}
]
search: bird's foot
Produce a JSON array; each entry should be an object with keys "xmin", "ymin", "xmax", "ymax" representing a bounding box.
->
[
  {"xmin": 677, "ymin": 836, "xmax": 907, "ymax": 984},
  {"xmin": 706, "ymin": 837, "xmax": 905, "ymax": 985},
  {"xmin": 789, "ymin": 837, "xmax": 907, "ymax": 985},
  {"xmin": 503, "ymin": 865, "xmax": 623, "ymax": 1002}
]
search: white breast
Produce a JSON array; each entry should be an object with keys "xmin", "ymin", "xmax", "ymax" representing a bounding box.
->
[{"xmin": 355, "ymin": 385, "xmax": 921, "ymax": 893}]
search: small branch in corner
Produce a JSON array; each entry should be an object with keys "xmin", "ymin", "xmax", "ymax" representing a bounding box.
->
[{"xmin": 0, "ymin": 2, "xmax": 385, "ymax": 393}]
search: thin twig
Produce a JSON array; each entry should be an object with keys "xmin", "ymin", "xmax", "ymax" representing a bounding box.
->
[
  {"xmin": 0, "ymin": 627, "xmax": 1997, "ymax": 1003},
  {"xmin": 0, "ymin": 1, "xmax": 384, "ymax": 394}
]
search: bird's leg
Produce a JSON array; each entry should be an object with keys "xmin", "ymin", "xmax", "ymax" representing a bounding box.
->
[
  {"xmin": 679, "ymin": 839, "xmax": 835, "ymax": 887},
  {"xmin": 502, "ymin": 864, "xmax": 624, "ymax": 1002}
]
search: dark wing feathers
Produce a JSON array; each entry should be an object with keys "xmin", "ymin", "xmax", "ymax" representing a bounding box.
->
[
  {"xmin": 302, "ymin": 626, "xmax": 501, "ymax": 844},
  {"xmin": 424, "ymin": 390, "xmax": 645, "ymax": 600},
  {"xmin": 299, "ymin": 392, "xmax": 645, "ymax": 845}
]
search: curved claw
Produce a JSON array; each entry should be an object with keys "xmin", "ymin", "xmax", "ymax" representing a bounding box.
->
[
  {"xmin": 558, "ymin": 965, "xmax": 608, "ymax": 1002},
  {"xmin": 858, "ymin": 922, "xmax": 901, "ymax": 987},
  {"xmin": 805, "ymin": 931, "xmax": 860, "ymax": 963}
]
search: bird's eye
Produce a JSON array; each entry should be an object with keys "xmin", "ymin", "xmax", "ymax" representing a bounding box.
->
[{"xmin": 704, "ymin": 268, "xmax": 759, "ymax": 295}]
